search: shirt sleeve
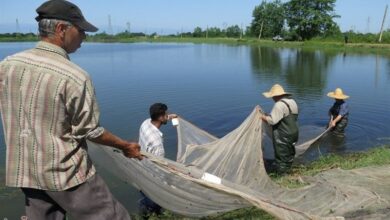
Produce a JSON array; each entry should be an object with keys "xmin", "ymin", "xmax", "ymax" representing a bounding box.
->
[
  {"xmin": 66, "ymin": 78, "xmax": 104, "ymax": 141},
  {"xmin": 265, "ymin": 102, "xmax": 285, "ymax": 125},
  {"xmin": 339, "ymin": 103, "xmax": 349, "ymax": 116}
]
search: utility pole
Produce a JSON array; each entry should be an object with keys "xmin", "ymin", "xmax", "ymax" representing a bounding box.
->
[
  {"xmin": 126, "ymin": 22, "xmax": 131, "ymax": 33},
  {"xmin": 223, "ymin": 22, "xmax": 227, "ymax": 38},
  {"xmin": 108, "ymin": 15, "xmax": 113, "ymax": 35},
  {"xmin": 16, "ymin": 18, "xmax": 20, "ymax": 33},
  {"xmin": 206, "ymin": 25, "xmax": 208, "ymax": 39},
  {"xmin": 379, "ymin": 5, "xmax": 388, "ymax": 43},
  {"xmin": 181, "ymin": 27, "xmax": 183, "ymax": 38},
  {"xmin": 258, "ymin": 21, "xmax": 264, "ymax": 39},
  {"xmin": 240, "ymin": 23, "xmax": 243, "ymax": 39},
  {"xmin": 366, "ymin": 17, "xmax": 371, "ymax": 33}
]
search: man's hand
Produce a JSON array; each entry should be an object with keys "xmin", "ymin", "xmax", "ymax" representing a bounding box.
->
[
  {"xmin": 89, "ymin": 130, "xmax": 143, "ymax": 160},
  {"xmin": 260, "ymin": 114, "xmax": 268, "ymax": 123},
  {"xmin": 122, "ymin": 142, "xmax": 143, "ymax": 160},
  {"xmin": 330, "ymin": 120, "xmax": 336, "ymax": 128},
  {"xmin": 168, "ymin": 114, "xmax": 178, "ymax": 120}
]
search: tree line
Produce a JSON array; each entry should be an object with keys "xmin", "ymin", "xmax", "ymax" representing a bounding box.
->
[{"xmin": 2, "ymin": 0, "xmax": 390, "ymax": 43}]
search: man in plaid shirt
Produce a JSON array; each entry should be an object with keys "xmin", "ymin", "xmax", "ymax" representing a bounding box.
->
[{"xmin": 138, "ymin": 103, "xmax": 177, "ymax": 217}]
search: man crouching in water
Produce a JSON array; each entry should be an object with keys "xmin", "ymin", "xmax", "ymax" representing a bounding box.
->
[{"xmin": 260, "ymin": 84, "xmax": 299, "ymax": 175}]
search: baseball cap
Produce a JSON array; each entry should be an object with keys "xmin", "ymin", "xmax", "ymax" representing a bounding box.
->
[{"xmin": 35, "ymin": 0, "xmax": 98, "ymax": 32}]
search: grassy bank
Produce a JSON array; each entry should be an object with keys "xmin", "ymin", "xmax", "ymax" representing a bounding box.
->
[
  {"xmin": 3, "ymin": 35, "xmax": 390, "ymax": 54},
  {"xmin": 84, "ymin": 36, "xmax": 390, "ymax": 53},
  {"xmin": 130, "ymin": 146, "xmax": 390, "ymax": 220},
  {"xmin": 89, "ymin": 36, "xmax": 390, "ymax": 56}
]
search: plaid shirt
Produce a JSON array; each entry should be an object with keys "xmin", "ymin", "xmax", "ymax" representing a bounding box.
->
[
  {"xmin": 139, "ymin": 119, "xmax": 164, "ymax": 157},
  {"xmin": 0, "ymin": 41, "xmax": 104, "ymax": 191}
]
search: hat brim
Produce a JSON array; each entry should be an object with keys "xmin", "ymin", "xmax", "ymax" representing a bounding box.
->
[
  {"xmin": 74, "ymin": 20, "xmax": 98, "ymax": 32},
  {"xmin": 327, "ymin": 92, "xmax": 349, "ymax": 100},
  {"xmin": 262, "ymin": 91, "xmax": 290, "ymax": 98}
]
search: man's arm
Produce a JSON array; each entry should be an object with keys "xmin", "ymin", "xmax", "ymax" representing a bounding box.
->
[
  {"xmin": 328, "ymin": 115, "xmax": 334, "ymax": 128},
  {"xmin": 261, "ymin": 103, "xmax": 284, "ymax": 125},
  {"xmin": 168, "ymin": 114, "xmax": 178, "ymax": 120},
  {"xmin": 65, "ymin": 79, "xmax": 142, "ymax": 160},
  {"xmin": 89, "ymin": 130, "xmax": 143, "ymax": 160},
  {"xmin": 330, "ymin": 115, "xmax": 342, "ymax": 128}
]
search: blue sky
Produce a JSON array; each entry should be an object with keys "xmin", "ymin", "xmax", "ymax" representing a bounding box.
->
[{"xmin": 1, "ymin": 0, "xmax": 390, "ymax": 34}]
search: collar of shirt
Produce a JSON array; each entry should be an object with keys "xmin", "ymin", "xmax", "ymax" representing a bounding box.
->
[
  {"xmin": 35, "ymin": 41, "xmax": 70, "ymax": 60},
  {"xmin": 147, "ymin": 119, "xmax": 163, "ymax": 137}
]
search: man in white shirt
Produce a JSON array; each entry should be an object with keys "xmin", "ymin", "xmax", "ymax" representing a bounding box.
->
[
  {"xmin": 138, "ymin": 103, "xmax": 176, "ymax": 217},
  {"xmin": 261, "ymin": 84, "xmax": 299, "ymax": 175}
]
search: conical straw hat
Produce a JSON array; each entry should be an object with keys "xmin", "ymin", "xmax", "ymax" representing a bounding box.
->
[
  {"xmin": 262, "ymin": 84, "xmax": 291, "ymax": 98},
  {"xmin": 327, "ymin": 88, "xmax": 349, "ymax": 100}
]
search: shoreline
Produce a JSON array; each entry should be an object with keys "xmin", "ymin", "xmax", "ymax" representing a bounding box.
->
[{"xmin": 2, "ymin": 37, "xmax": 390, "ymax": 54}]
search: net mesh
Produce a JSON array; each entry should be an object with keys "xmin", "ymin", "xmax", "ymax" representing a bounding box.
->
[{"xmin": 89, "ymin": 106, "xmax": 390, "ymax": 219}]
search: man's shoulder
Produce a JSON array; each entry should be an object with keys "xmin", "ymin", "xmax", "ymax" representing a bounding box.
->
[
  {"xmin": 340, "ymin": 101, "xmax": 349, "ymax": 108},
  {"xmin": 1, "ymin": 48, "xmax": 34, "ymax": 64},
  {"xmin": 140, "ymin": 118, "xmax": 152, "ymax": 130},
  {"xmin": 4, "ymin": 47, "xmax": 91, "ymax": 83},
  {"xmin": 280, "ymin": 98, "xmax": 297, "ymax": 106}
]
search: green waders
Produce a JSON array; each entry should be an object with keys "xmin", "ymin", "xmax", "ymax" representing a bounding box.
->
[
  {"xmin": 332, "ymin": 117, "xmax": 348, "ymax": 136},
  {"xmin": 272, "ymin": 100, "xmax": 299, "ymax": 174}
]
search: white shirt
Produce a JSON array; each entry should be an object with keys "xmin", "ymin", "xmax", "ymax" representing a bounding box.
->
[
  {"xmin": 139, "ymin": 119, "xmax": 165, "ymax": 157},
  {"xmin": 265, "ymin": 98, "xmax": 299, "ymax": 125}
]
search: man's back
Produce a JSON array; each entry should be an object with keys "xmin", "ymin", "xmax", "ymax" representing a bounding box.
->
[
  {"xmin": 0, "ymin": 41, "xmax": 102, "ymax": 191},
  {"xmin": 138, "ymin": 119, "xmax": 164, "ymax": 157}
]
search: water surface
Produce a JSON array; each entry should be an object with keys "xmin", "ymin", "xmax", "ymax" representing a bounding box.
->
[{"xmin": 0, "ymin": 42, "xmax": 389, "ymax": 218}]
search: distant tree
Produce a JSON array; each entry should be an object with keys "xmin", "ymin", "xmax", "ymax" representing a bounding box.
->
[
  {"xmin": 115, "ymin": 31, "xmax": 132, "ymax": 38},
  {"xmin": 149, "ymin": 32, "xmax": 158, "ymax": 38},
  {"xmin": 207, "ymin": 27, "xmax": 223, "ymax": 37},
  {"xmin": 193, "ymin": 27, "xmax": 203, "ymax": 37},
  {"xmin": 285, "ymin": 0, "xmax": 340, "ymax": 40},
  {"xmin": 182, "ymin": 32, "xmax": 193, "ymax": 37},
  {"xmin": 251, "ymin": 0, "xmax": 285, "ymax": 39},
  {"xmin": 225, "ymin": 25, "xmax": 241, "ymax": 38},
  {"xmin": 245, "ymin": 26, "xmax": 254, "ymax": 37}
]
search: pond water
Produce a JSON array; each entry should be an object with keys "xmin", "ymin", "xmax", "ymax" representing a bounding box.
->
[{"xmin": 0, "ymin": 42, "xmax": 389, "ymax": 218}]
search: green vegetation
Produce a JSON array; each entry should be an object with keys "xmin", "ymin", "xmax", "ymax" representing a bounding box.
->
[
  {"xmin": 0, "ymin": 33, "xmax": 38, "ymax": 42},
  {"xmin": 130, "ymin": 146, "xmax": 390, "ymax": 220},
  {"xmin": 1, "ymin": 0, "xmax": 390, "ymax": 46},
  {"xmin": 284, "ymin": 0, "xmax": 340, "ymax": 40},
  {"xmin": 251, "ymin": 0, "xmax": 285, "ymax": 39},
  {"xmin": 4, "ymin": 31, "xmax": 390, "ymax": 53},
  {"xmin": 1, "ymin": 0, "xmax": 390, "ymax": 47},
  {"xmin": 275, "ymin": 146, "xmax": 390, "ymax": 188}
]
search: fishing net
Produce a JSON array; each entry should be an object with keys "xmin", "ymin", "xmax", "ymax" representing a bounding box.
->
[{"xmin": 89, "ymin": 106, "xmax": 390, "ymax": 220}]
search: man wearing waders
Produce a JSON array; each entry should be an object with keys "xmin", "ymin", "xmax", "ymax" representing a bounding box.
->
[
  {"xmin": 327, "ymin": 88, "xmax": 349, "ymax": 136},
  {"xmin": 261, "ymin": 84, "xmax": 299, "ymax": 174}
]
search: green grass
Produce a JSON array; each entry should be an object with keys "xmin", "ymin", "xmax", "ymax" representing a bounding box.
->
[
  {"xmin": 0, "ymin": 36, "xmax": 39, "ymax": 42},
  {"xmin": 133, "ymin": 146, "xmax": 390, "ymax": 219},
  {"xmin": 273, "ymin": 146, "xmax": 390, "ymax": 189},
  {"xmin": 3, "ymin": 35, "xmax": 390, "ymax": 54},
  {"xmin": 83, "ymin": 36, "xmax": 390, "ymax": 55}
]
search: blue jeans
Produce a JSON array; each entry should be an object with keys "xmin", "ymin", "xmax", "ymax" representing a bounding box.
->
[{"xmin": 138, "ymin": 191, "xmax": 162, "ymax": 217}]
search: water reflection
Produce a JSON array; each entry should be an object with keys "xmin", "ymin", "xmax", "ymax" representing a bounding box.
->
[{"xmin": 250, "ymin": 46, "xmax": 338, "ymax": 97}]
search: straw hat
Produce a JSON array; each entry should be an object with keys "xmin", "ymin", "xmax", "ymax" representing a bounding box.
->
[
  {"xmin": 327, "ymin": 88, "xmax": 350, "ymax": 100},
  {"xmin": 262, "ymin": 84, "xmax": 291, "ymax": 98}
]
